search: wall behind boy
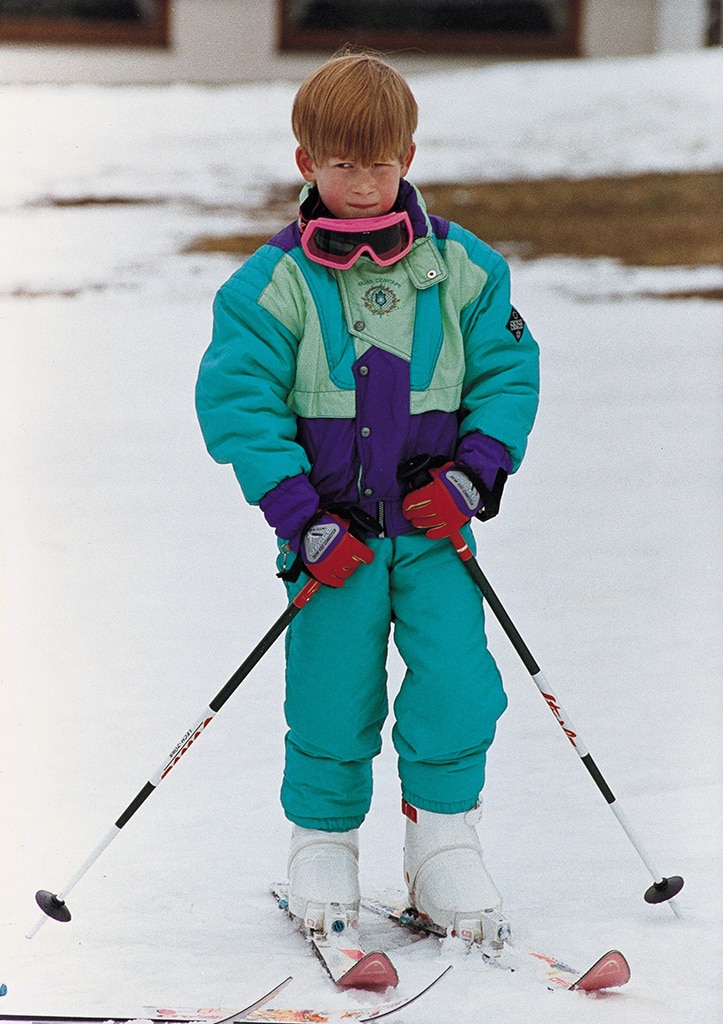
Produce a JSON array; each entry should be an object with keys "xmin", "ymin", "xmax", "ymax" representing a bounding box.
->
[{"xmin": 0, "ymin": 0, "xmax": 713, "ymax": 86}]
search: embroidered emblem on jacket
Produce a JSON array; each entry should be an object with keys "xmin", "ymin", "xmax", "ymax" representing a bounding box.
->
[
  {"xmin": 506, "ymin": 307, "xmax": 526, "ymax": 341},
  {"xmin": 363, "ymin": 284, "xmax": 400, "ymax": 316}
]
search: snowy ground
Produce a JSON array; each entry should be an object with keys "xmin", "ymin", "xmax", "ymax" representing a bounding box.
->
[{"xmin": 1, "ymin": 50, "xmax": 722, "ymax": 1023}]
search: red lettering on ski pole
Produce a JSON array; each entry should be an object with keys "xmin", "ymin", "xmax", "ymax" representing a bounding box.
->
[
  {"xmin": 541, "ymin": 692, "xmax": 579, "ymax": 749},
  {"xmin": 161, "ymin": 717, "xmax": 214, "ymax": 779},
  {"xmin": 542, "ymin": 691, "xmax": 563, "ymax": 720}
]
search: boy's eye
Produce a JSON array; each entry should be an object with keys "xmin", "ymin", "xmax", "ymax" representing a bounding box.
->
[{"xmin": 329, "ymin": 160, "xmax": 397, "ymax": 173}]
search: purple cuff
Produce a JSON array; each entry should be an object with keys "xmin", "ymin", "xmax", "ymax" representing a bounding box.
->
[
  {"xmin": 259, "ymin": 473, "xmax": 320, "ymax": 552},
  {"xmin": 455, "ymin": 433, "xmax": 512, "ymax": 492}
]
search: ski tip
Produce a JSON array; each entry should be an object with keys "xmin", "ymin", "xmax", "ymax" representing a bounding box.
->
[
  {"xmin": 570, "ymin": 950, "xmax": 631, "ymax": 992},
  {"xmin": 339, "ymin": 951, "xmax": 399, "ymax": 990}
]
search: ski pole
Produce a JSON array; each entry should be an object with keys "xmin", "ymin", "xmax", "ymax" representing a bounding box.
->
[
  {"xmin": 399, "ymin": 455, "xmax": 684, "ymax": 909},
  {"xmin": 28, "ymin": 575, "xmax": 321, "ymax": 938},
  {"xmin": 449, "ymin": 529, "xmax": 684, "ymax": 908}
]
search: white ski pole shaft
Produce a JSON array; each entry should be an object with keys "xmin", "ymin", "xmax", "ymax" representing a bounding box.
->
[
  {"xmin": 27, "ymin": 825, "xmax": 120, "ymax": 938},
  {"xmin": 449, "ymin": 529, "xmax": 683, "ymax": 909}
]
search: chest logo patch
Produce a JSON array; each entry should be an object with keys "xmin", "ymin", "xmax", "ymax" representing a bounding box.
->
[{"xmin": 363, "ymin": 284, "xmax": 400, "ymax": 316}]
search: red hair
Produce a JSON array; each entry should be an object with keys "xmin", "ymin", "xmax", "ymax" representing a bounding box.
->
[{"xmin": 292, "ymin": 52, "xmax": 418, "ymax": 165}]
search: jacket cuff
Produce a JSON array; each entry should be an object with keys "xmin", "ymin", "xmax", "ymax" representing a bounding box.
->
[
  {"xmin": 259, "ymin": 474, "xmax": 320, "ymax": 553},
  {"xmin": 455, "ymin": 432, "xmax": 512, "ymax": 491}
]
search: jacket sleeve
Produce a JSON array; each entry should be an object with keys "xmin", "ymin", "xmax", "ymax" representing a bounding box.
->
[
  {"xmin": 452, "ymin": 226, "xmax": 540, "ymax": 472},
  {"xmin": 195, "ymin": 248, "xmax": 313, "ymax": 506}
]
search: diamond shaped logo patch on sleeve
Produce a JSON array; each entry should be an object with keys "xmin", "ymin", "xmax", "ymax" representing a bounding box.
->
[{"xmin": 506, "ymin": 307, "xmax": 526, "ymax": 341}]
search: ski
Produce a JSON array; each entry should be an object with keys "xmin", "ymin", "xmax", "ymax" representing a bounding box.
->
[
  {"xmin": 361, "ymin": 891, "xmax": 631, "ymax": 993},
  {"xmin": 0, "ymin": 1015, "xmax": 241, "ymax": 1024},
  {"xmin": 532, "ymin": 949, "xmax": 631, "ymax": 992},
  {"xmin": 0, "ymin": 977, "xmax": 292, "ymax": 1024},
  {"xmin": 271, "ymin": 885, "xmax": 398, "ymax": 990},
  {"xmin": 0, "ymin": 970, "xmax": 452, "ymax": 1024},
  {"xmin": 228, "ymin": 965, "xmax": 451, "ymax": 1021}
]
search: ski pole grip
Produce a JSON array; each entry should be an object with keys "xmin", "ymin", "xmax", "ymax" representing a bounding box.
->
[
  {"xmin": 397, "ymin": 453, "xmax": 435, "ymax": 491},
  {"xmin": 347, "ymin": 505, "xmax": 384, "ymax": 540},
  {"xmin": 323, "ymin": 503, "xmax": 383, "ymax": 540}
]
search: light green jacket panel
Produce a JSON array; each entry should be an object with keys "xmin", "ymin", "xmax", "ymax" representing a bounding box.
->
[
  {"xmin": 258, "ymin": 248, "xmax": 358, "ymax": 419},
  {"xmin": 259, "ymin": 233, "xmax": 460, "ymax": 420}
]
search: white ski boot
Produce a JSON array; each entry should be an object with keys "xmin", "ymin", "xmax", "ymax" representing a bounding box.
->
[
  {"xmin": 403, "ymin": 802, "xmax": 510, "ymax": 948},
  {"xmin": 287, "ymin": 826, "xmax": 360, "ymax": 933}
]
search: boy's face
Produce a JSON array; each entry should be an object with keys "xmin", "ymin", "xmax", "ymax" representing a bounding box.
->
[{"xmin": 296, "ymin": 145, "xmax": 416, "ymax": 220}]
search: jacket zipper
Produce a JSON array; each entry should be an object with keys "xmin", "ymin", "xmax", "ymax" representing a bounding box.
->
[{"xmin": 377, "ymin": 500, "xmax": 386, "ymax": 538}]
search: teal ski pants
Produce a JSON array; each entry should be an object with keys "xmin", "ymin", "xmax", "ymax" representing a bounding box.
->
[{"xmin": 280, "ymin": 529, "xmax": 507, "ymax": 831}]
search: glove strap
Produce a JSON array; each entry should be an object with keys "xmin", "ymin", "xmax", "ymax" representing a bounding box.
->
[{"xmin": 473, "ymin": 466, "xmax": 508, "ymax": 522}]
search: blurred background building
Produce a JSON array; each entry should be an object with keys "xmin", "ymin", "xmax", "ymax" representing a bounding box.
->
[{"xmin": 0, "ymin": 0, "xmax": 719, "ymax": 84}]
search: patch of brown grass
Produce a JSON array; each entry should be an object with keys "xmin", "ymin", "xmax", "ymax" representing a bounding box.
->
[
  {"xmin": 423, "ymin": 171, "xmax": 722, "ymax": 268},
  {"xmin": 185, "ymin": 170, "xmax": 722, "ymax": 280}
]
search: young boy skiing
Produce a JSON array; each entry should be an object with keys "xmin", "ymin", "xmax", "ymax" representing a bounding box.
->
[{"xmin": 196, "ymin": 52, "xmax": 539, "ymax": 945}]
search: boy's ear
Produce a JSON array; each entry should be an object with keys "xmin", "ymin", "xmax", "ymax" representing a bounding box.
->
[
  {"xmin": 295, "ymin": 147, "xmax": 317, "ymax": 182},
  {"xmin": 401, "ymin": 143, "xmax": 416, "ymax": 177}
]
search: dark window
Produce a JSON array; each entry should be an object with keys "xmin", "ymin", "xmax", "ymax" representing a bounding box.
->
[
  {"xmin": 707, "ymin": 0, "xmax": 721, "ymax": 46},
  {"xmin": 0, "ymin": 0, "xmax": 170, "ymax": 46},
  {"xmin": 279, "ymin": 0, "xmax": 581, "ymax": 56}
]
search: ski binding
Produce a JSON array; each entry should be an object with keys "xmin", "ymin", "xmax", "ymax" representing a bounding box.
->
[
  {"xmin": 272, "ymin": 884, "xmax": 398, "ymax": 990},
  {"xmin": 362, "ymin": 891, "xmax": 630, "ymax": 993}
]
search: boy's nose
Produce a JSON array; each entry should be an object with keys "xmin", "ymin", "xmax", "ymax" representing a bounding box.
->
[{"xmin": 352, "ymin": 168, "xmax": 376, "ymax": 192}]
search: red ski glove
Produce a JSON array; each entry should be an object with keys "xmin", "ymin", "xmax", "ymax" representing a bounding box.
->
[
  {"xmin": 402, "ymin": 462, "xmax": 482, "ymax": 539},
  {"xmin": 301, "ymin": 511, "xmax": 375, "ymax": 588}
]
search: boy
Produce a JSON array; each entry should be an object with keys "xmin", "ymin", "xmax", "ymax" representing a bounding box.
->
[{"xmin": 196, "ymin": 53, "xmax": 539, "ymax": 944}]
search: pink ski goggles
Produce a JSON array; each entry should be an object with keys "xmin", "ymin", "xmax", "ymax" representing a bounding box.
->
[{"xmin": 301, "ymin": 210, "xmax": 414, "ymax": 269}]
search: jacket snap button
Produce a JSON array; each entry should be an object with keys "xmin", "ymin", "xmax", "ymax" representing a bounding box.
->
[
  {"xmin": 354, "ymin": 320, "xmax": 365, "ymax": 331},
  {"xmin": 360, "ymin": 426, "xmax": 371, "ymax": 438},
  {"xmin": 426, "ymin": 269, "xmax": 438, "ymax": 280},
  {"xmin": 359, "ymin": 365, "xmax": 369, "ymax": 376}
]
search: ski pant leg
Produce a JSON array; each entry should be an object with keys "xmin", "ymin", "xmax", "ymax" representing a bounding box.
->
[
  {"xmin": 390, "ymin": 529, "xmax": 508, "ymax": 813},
  {"xmin": 279, "ymin": 530, "xmax": 506, "ymax": 827},
  {"xmin": 280, "ymin": 542, "xmax": 394, "ymax": 832}
]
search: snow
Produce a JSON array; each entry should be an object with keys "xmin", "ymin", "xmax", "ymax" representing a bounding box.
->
[{"xmin": 1, "ymin": 49, "xmax": 721, "ymax": 1023}]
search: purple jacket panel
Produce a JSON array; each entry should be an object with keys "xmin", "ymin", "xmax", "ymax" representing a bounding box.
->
[{"xmin": 268, "ymin": 220, "xmax": 301, "ymax": 254}]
